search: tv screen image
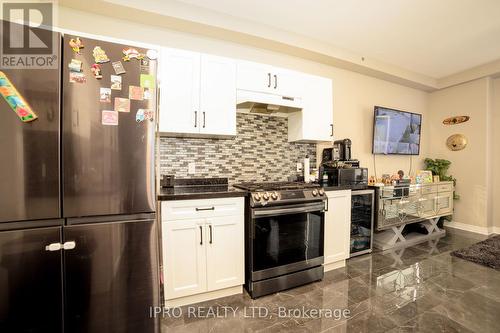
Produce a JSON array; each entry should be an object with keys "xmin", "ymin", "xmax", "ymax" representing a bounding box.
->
[{"xmin": 372, "ymin": 106, "xmax": 422, "ymax": 155}]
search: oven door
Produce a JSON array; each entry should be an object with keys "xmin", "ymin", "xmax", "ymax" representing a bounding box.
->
[{"xmin": 250, "ymin": 201, "xmax": 325, "ymax": 281}]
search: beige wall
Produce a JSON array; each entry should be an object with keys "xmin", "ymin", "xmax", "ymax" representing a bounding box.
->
[
  {"xmin": 493, "ymin": 79, "xmax": 500, "ymax": 228},
  {"xmin": 428, "ymin": 78, "xmax": 493, "ymax": 228},
  {"xmin": 57, "ymin": 6, "xmax": 429, "ymax": 178}
]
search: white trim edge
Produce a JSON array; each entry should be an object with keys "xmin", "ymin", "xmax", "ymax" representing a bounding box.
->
[{"xmin": 445, "ymin": 221, "xmax": 500, "ymax": 235}]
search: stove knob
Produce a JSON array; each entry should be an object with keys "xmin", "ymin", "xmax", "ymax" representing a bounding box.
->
[
  {"xmin": 253, "ymin": 193, "xmax": 261, "ymax": 201},
  {"xmin": 312, "ymin": 189, "xmax": 318, "ymax": 197},
  {"xmin": 262, "ymin": 192, "xmax": 270, "ymax": 201},
  {"xmin": 318, "ymin": 188, "xmax": 325, "ymax": 196},
  {"xmin": 271, "ymin": 192, "xmax": 278, "ymax": 200}
]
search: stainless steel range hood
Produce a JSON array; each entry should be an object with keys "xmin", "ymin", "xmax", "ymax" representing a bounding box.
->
[{"xmin": 236, "ymin": 90, "xmax": 302, "ymax": 114}]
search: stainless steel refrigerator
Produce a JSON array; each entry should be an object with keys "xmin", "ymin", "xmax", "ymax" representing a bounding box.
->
[{"xmin": 0, "ymin": 25, "xmax": 159, "ymax": 332}]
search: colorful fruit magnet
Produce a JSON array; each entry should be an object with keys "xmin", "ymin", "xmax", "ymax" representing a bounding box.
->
[
  {"xmin": 0, "ymin": 71, "xmax": 37, "ymax": 122},
  {"xmin": 122, "ymin": 47, "xmax": 144, "ymax": 61},
  {"xmin": 93, "ymin": 46, "xmax": 110, "ymax": 63},
  {"xmin": 91, "ymin": 64, "xmax": 102, "ymax": 79},
  {"xmin": 69, "ymin": 37, "xmax": 84, "ymax": 54},
  {"xmin": 143, "ymin": 109, "xmax": 154, "ymax": 122}
]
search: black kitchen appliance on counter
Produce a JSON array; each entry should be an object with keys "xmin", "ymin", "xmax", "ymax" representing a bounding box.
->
[
  {"xmin": 0, "ymin": 24, "xmax": 159, "ymax": 333},
  {"xmin": 319, "ymin": 138, "xmax": 368, "ymax": 187},
  {"xmin": 233, "ymin": 181, "xmax": 326, "ymax": 298}
]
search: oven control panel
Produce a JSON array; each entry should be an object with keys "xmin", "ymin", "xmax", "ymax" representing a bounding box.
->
[{"xmin": 250, "ymin": 189, "xmax": 325, "ymax": 207}]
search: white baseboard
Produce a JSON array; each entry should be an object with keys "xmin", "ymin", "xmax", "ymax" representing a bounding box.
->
[
  {"xmin": 445, "ymin": 221, "xmax": 500, "ymax": 235},
  {"xmin": 323, "ymin": 260, "xmax": 346, "ymax": 272},
  {"xmin": 165, "ymin": 286, "xmax": 242, "ymax": 308}
]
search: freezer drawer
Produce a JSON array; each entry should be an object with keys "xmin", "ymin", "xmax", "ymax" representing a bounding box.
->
[
  {"xmin": 0, "ymin": 227, "xmax": 63, "ymax": 333},
  {"xmin": 63, "ymin": 218, "xmax": 159, "ymax": 333}
]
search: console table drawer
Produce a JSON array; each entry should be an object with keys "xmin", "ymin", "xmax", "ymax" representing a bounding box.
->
[
  {"xmin": 438, "ymin": 183, "xmax": 453, "ymax": 192},
  {"xmin": 421, "ymin": 185, "xmax": 437, "ymax": 195}
]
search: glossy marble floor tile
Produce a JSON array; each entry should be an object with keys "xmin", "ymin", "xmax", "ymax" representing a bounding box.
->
[{"xmin": 161, "ymin": 228, "xmax": 499, "ymax": 332}]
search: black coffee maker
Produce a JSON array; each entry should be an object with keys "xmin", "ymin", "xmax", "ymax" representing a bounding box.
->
[{"xmin": 334, "ymin": 138, "xmax": 352, "ymax": 161}]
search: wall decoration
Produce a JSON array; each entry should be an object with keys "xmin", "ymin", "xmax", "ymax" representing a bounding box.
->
[
  {"xmin": 93, "ymin": 46, "xmax": 110, "ymax": 63},
  {"xmin": 0, "ymin": 71, "xmax": 37, "ymax": 122},
  {"xmin": 446, "ymin": 134, "xmax": 468, "ymax": 151},
  {"xmin": 69, "ymin": 37, "xmax": 84, "ymax": 54},
  {"xmin": 443, "ymin": 116, "xmax": 470, "ymax": 125},
  {"xmin": 110, "ymin": 75, "xmax": 122, "ymax": 90}
]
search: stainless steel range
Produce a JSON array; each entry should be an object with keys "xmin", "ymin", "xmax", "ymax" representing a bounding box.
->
[{"xmin": 233, "ymin": 182, "xmax": 326, "ymax": 298}]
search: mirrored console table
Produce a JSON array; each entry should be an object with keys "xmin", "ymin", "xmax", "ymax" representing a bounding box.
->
[{"xmin": 373, "ymin": 181, "xmax": 454, "ymax": 250}]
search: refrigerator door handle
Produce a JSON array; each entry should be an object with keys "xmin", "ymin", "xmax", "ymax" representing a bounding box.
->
[
  {"xmin": 45, "ymin": 243, "xmax": 62, "ymax": 251},
  {"xmin": 63, "ymin": 241, "xmax": 76, "ymax": 250}
]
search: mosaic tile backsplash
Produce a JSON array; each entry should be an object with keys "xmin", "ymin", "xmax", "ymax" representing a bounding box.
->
[{"xmin": 159, "ymin": 113, "xmax": 317, "ymax": 183}]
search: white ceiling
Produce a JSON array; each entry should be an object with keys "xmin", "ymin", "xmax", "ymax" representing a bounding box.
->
[{"xmin": 156, "ymin": 0, "xmax": 500, "ymax": 78}]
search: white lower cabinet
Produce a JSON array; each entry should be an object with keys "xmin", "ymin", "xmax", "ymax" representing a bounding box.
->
[
  {"xmin": 161, "ymin": 197, "xmax": 244, "ymax": 305},
  {"xmin": 324, "ymin": 190, "xmax": 351, "ymax": 271}
]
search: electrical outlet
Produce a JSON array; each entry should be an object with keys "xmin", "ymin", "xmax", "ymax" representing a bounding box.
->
[
  {"xmin": 296, "ymin": 162, "xmax": 303, "ymax": 172},
  {"xmin": 188, "ymin": 162, "xmax": 196, "ymax": 174}
]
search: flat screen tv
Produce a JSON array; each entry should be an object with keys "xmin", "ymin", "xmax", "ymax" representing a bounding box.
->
[{"xmin": 372, "ymin": 106, "xmax": 422, "ymax": 155}]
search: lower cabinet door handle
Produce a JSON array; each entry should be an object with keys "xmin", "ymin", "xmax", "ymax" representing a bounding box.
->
[
  {"xmin": 196, "ymin": 207, "xmax": 215, "ymax": 211},
  {"xmin": 203, "ymin": 111, "xmax": 206, "ymax": 128},
  {"xmin": 330, "ymin": 124, "xmax": 333, "ymax": 137},
  {"xmin": 194, "ymin": 111, "xmax": 198, "ymax": 128},
  {"xmin": 209, "ymin": 225, "xmax": 213, "ymax": 244},
  {"xmin": 199, "ymin": 226, "xmax": 203, "ymax": 245}
]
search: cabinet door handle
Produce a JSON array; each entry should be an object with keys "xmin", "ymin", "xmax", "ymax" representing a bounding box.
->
[
  {"xmin": 209, "ymin": 225, "xmax": 213, "ymax": 244},
  {"xmin": 199, "ymin": 226, "xmax": 203, "ymax": 245},
  {"xmin": 203, "ymin": 111, "xmax": 206, "ymax": 128},
  {"xmin": 330, "ymin": 124, "xmax": 333, "ymax": 137},
  {"xmin": 196, "ymin": 207, "xmax": 215, "ymax": 211},
  {"xmin": 267, "ymin": 73, "xmax": 271, "ymax": 87},
  {"xmin": 274, "ymin": 74, "xmax": 277, "ymax": 89},
  {"xmin": 194, "ymin": 111, "xmax": 198, "ymax": 128}
]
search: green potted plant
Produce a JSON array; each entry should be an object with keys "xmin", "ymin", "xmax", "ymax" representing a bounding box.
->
[{"xmin": 424, "ymin": 158, "xmax": 459, "ymax": 227}]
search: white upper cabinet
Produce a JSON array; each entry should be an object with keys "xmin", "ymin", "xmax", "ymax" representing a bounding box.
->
[
  {"xmin": 199, "ymin": 55, "xmax": 237, "ymax": 136},
  {"xmin": 159, "ymin": 48, "xmax": 200, "ymax": 135},
  {"xmin": 159, "ymin": 48, "xmax": 237, "ymax": 137},
  {"xmin": 236, "ymin": 60, "xmax": 303, "ymax": 99},
  {"xmin": 288, "ymin": 74, "xmax": 333, "ymax": 142}
]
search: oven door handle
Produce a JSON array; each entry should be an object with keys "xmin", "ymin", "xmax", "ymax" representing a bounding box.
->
[{"xmin": 252, "ymin": 202, "xmax": 325, "ymax": 218}]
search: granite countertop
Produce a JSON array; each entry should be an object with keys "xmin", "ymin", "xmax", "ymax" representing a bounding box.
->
[
  {"xmin": 157, "ymin": 177, "xmax": 247, "ymax": 201},
  {"xmin": 322, "ymin": 184, "xmax": 369, "ymax": 191}
]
